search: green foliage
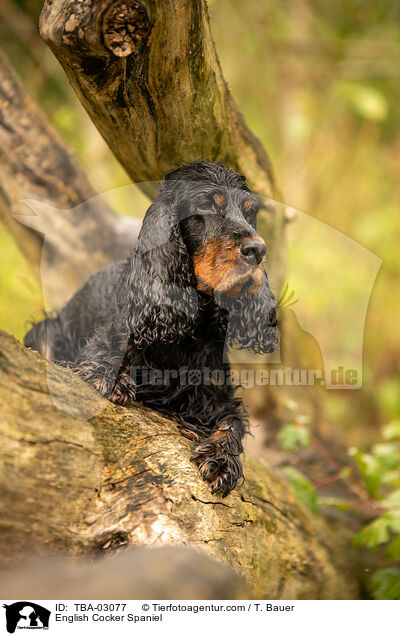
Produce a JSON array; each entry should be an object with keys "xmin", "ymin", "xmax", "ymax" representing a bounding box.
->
[
  {"xmin": 349, "ymin": 440, "xmax": 400, "ymax": 498},
  {"xmin": 354, "ymin": 516, "xmax": 394, "ymax": 550},
  {"xmin": 351, "ymin": 423, "xmax": 400, "ymax": 599},
  {"xmin": 369, "ymin": 568, "xmax": 400, "ymax": 600},
  {"xmin": 278, "ymin": 422, "xmax": 311, "ymax": 452},
  {"xmin": 349, "ymin": 448, "xmax": 381, "ymax": 497},
  {"xmin": 276, "ymin": 283, "xmax": 299, "ymax": 310},
  {"xmin": 281, "ymin": 419, "xmax": 400, "ymax": 597},
  {"xmin": 386, "ymin": 535, "xmax": 400, "ymax": 560},
  {"xmin": 278, "ymin": 411, "xmax": 312, "ymax": 453},
  {"xmin": 283, "ymin": 467, "xmax": 318, "ymax": 515},
  {"xmin": 281, "ymin": 414, "xmax": 400, "ymax": 598}
]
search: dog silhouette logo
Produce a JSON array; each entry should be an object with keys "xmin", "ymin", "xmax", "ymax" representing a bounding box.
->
[{"xmin": 3, "ymin": 602, "xmax": 50, "ymax": 633}]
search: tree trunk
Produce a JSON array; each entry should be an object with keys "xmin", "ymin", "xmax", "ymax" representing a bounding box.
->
[
  {"xmin": 0, "ymin": 329, "xmax": 362, "ymax": 599},
  {"xmin": 38, "ymin": 0, "xmax": 287, "ymax": 286},
  {"xmin": 39, "ymin": 0, "xmax": 276, "ymax": 198},
  {"xmin": 0, "ymin": 51, "xmax": 140, "ymax": 307}
]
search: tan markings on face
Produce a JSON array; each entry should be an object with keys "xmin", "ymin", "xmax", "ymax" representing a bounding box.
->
[
  {"xmin": 193, "ymin": 239, "xmax": 239, "ymax": 294},
  {"xmin": 193, "ymin": 238, "xmax": 265, "ymax": 297},
  {"xmin": 243, "ymin": 200, "xmax": 253, "ymax": 212},
  {"xmin": 213, "ymin": 193, "xmax": 227, "ymax": 208}
]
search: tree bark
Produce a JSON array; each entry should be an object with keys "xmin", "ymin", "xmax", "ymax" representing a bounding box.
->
[
  {"xmin": 0, "ymin": 329, "xmax": 362, "ymax": 599},
  {"xmin": 39, "ymin": 0, "xmax": 276, "ymax": 198},
  {"xmin": 0, "ymin": 51, "xmax": 140, "ymax": 307}
]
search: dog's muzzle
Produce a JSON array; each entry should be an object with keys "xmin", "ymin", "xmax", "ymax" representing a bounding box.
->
[{"xmin": 193, "ymin": 236, "xmax": 267, "ymax": 298}]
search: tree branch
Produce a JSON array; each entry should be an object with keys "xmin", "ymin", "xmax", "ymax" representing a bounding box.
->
[
  {"xmin": 39, "ymin": 0, "xmax": 276, "ymax": 199},
  {"xmin": 0, "ymin": 51, "xmax": 140, "ymax": 306}
]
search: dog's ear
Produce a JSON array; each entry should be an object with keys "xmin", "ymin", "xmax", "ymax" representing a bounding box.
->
[
  {"xmin": 127, "ymin": 191, "xmax": 199, "ymax": 347},
  {"xmin": 218, "ymin": 275, "xmax": 279, "ymax": 354}
]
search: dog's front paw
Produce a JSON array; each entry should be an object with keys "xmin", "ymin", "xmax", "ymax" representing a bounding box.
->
[
  {"xmin": 191, "ymin": 438, "xmax": 243, "ymax": 497},
  {"xmin": 109, "ymin": 371, "xmax": 136, "ymax": 406},
  {"xmin": 70, "ymin": 362, "xmax": 116, "ymax": 400}
]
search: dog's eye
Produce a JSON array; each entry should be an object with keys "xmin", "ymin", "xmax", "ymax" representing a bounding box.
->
[{"xmin": 198, "ymin": 203, "xmax": 211, "ymax": 210}]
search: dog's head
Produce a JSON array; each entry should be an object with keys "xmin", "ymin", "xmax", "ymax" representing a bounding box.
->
[
  {"xmin": 133, "ymin": 161, "xmax": 278, "ymax": 352},
  {"xmin": 164, "ymin": 161, "xmax": 265, "ymax": 298}
]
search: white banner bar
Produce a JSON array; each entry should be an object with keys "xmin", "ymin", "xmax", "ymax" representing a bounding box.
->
[{"xmin": 1, "ymin": 600, "xmax": 397, "ymax": 636}]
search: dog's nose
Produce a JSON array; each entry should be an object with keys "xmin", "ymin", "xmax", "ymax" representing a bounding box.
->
[{"xmin": 240, "ymin": 238, "xmax": 266, "ymax": 265}]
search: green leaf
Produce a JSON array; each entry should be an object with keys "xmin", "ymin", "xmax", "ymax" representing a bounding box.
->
[
  {"xmin": 385, "ymin": 511, "xmax": 400, "ymax": 534},
  {"xmin": 372, "ymin": 442, "xmax": 400, "ymax": 470},
  {"xmin": 278, "ymin": 423, "xmax": 311, "ymax": 452},
  {"xmin": 349, "ymin": 448, "xmax": 382, "ymax": 498},
  {"xmin": 354, "ymin": 517, "xmax": 391, "ymax": 549},
  {"xmin": 370, "ymin": 568, "xmax": 400, "ymax": 600},
  {"xmin": 386, "ymin": 535, "xmax": 400, "ymax": 560},
  {"xmin": 283, "ymin": 467, "xmax": 318, "ymax": 515},
  {"xmin": 382, "ymin": 490, "xmax": 400, "ymax": 510}
]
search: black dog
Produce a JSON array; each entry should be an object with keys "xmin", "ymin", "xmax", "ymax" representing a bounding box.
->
[{"xmin": 25, "ymin": 161, "xmax": 278, "ymax": 496}]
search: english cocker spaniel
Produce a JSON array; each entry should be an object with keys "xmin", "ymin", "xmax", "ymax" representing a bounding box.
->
[{"xmin": 25, "ymin": 161, "xmax": 278, "ymax": 496}]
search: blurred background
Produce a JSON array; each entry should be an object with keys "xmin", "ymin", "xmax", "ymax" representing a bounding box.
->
[{"xmin": 0, "ymin": 0, "xmax": 399, "ymax": 451}]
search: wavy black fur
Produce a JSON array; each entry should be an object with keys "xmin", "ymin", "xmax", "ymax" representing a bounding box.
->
[{"xmin": 24, "ymin": 161, "xmax": 278, "ymax": 497}]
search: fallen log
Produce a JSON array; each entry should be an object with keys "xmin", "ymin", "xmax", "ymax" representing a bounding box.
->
[{"xmin": 0, "ymin": 329, "xmax": 362, "ymax": 599}]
